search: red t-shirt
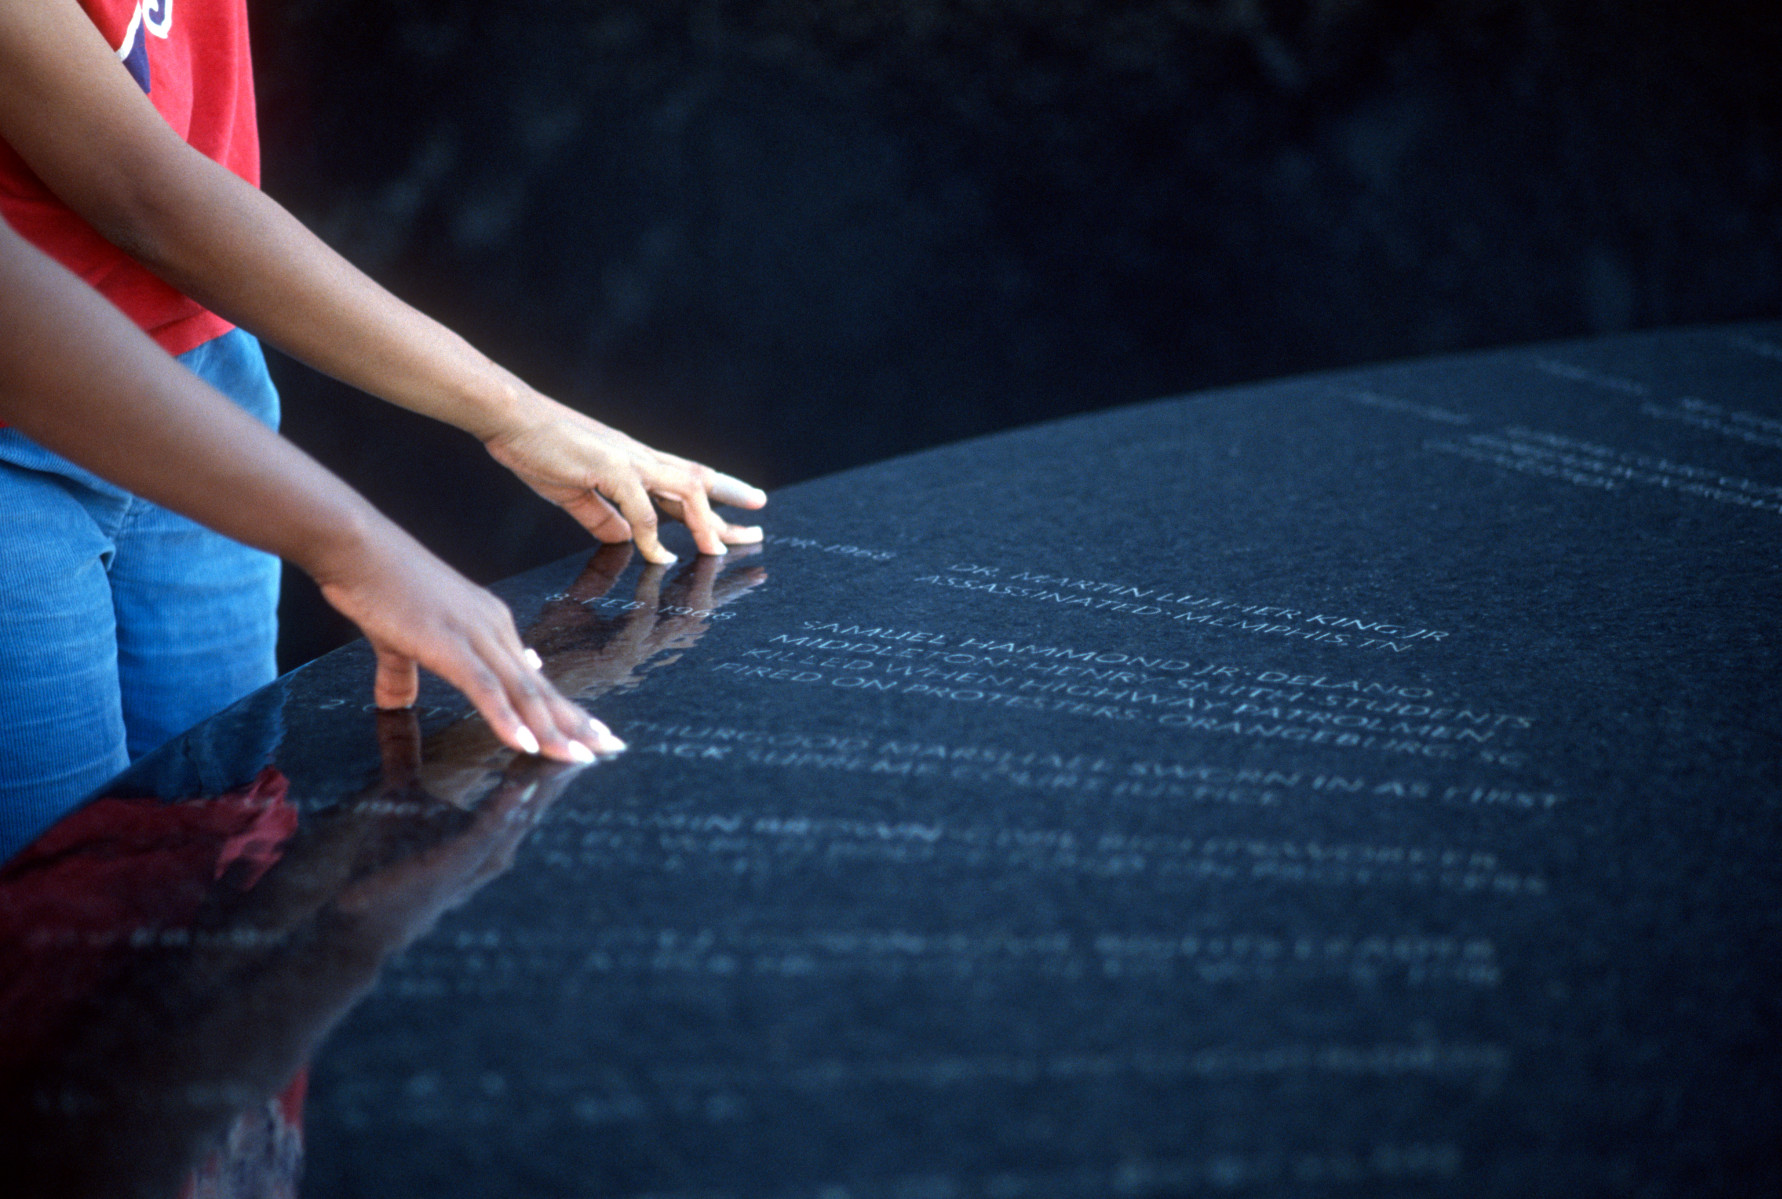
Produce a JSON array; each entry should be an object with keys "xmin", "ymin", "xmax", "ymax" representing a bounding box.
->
[{"xmin": 0, "ymin": 0, "xmax": 258, "ymax": 356}]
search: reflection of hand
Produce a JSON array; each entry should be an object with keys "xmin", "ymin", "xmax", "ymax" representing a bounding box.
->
[
  {"xmin": 333, "ymin": 713, "xmax": 581, "ymax": 945},
  {"xmin": 523, "ymin": 543, "xmax": 767, "ymax": 703},
  {"xmin": 482, "ymin": 393, "xmax": 765, "ymax": 562},
  {"xmin": 312, "ymin": 518, "xmax": 622, "ymax": 762},
  {"xmin": 350, "ymin": 543, "xmax": 763, "ymax": 808},
  {"xmin": 373, "ymin": 705, "xmax": 505, "ymax": 811}
]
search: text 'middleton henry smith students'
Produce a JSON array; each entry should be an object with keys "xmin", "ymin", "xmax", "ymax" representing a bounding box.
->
[{"xmin": 0, "ymin": 0, "xmax": 768, "ymax": 851}]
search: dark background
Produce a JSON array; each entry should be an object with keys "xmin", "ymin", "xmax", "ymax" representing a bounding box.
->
[{"xmin": 249, "ymin": 0, "xmax": 1782, "ymax": 670}]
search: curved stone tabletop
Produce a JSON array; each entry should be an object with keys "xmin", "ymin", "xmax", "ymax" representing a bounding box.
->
[{"xmin": 3, "ymin": 323, "xmax": 1779, "ymax": 1197}]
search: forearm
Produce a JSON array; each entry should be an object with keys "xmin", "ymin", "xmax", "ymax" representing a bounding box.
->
[
  {"xmin": 160, "ymin": 172, "xmax": 772, "ymax": 558},
  {"xmin": 0, "ymin": 0, "xmax": 527, "ymax": 441},
  {"xmin": 0, "ymin": 227, "xmax": 400, "ymax": 582},
  {"xmin": 101, "ymin": 151, "xmax": 529, "ymax": 441}
]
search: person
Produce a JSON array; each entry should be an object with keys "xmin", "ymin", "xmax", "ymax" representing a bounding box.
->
[
  {"xmin": 0, "ymin": 217, "xmax": 617, "ymax": 848},
  {"xmin": 0, "ymin": 0, "xmax": 766, "ymax": 837}
]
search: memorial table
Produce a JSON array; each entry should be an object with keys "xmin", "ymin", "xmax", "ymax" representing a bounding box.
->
[{"xmin": 2, "ymin": 324, "xmax": 1779, "ymax": 1197}]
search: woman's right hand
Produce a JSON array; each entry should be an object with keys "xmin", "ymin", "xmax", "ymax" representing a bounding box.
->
[{"xmin": 482, "ymin": 392, "xmax": 766, "ymax": 564}]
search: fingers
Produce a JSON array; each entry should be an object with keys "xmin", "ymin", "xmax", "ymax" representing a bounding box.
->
[
  {"xmin": 557, "ymin": 443, "xmax": 761, "ymax": 560},
  {"xmin": 444, "ymin": 655, "xmax": 544, "ymax": 759},
  {"xmin": 485, "ymin": 403, "xmax": 763, "ymax": 560},
  {"xmin": 480, "ymin": 626, "xmax": 630, "ymax": 763},
  {"xmin": 602, "ymin": 476, "xmax": 675, "ymax": 565},
  {"xmin": 460, "ymin": 654, "xmax": 608, "ymax": 763},
  {"xmin": 504, "ymin": 647, "xmax": 627, "ymax": 761},
  {"xmin": 374, "ymin": 646, "xmax": 421, "ymax": 710},
  {"xmin": 556, "ymin": 489, "xmax": 634, "ymax": 547},
  {"xmin": 370, "ymin": 618, "xmax": 625, "ymax": 766},
  {"xmin": 654, "ymin": 491, "xmax": 763, "ymax": 552},
  {"xmin": 707, "ymin": 470, "xmax": 768, "ymax": 510},
  {"xmin": 653, "ymin": 475, "xmax": 728, "ymax": 557}
]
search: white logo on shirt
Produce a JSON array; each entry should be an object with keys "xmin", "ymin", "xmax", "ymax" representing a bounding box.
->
[{"xmin": 116, "ymin": 0, "xmax": 174, "ymax": 64}]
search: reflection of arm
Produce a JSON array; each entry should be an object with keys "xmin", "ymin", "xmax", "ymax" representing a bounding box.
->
[
  {"xmin": 18, "ymin": 910, "xmax": 391, "ymax": 1199},
  {"xmin": 14, "ymin": 762, "xmax": 572, "ymax": 1199}
]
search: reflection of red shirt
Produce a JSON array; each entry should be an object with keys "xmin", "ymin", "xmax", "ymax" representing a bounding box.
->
[
  {"xmin": 0, "ymin": 767, "xmax": 295, "ymax": 1068},
  {"xmin": 0, "ymin": 0, "xmax": 258, "ymax": 356},
  {"xmin": 0, "ymin": 767, "xmax": 306, "ymax": 1196}
]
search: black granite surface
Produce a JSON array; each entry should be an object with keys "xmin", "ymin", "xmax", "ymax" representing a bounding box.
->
[{"xmin": 4, "ymin": 324, "xmax": 1781, "ymax": 1196}]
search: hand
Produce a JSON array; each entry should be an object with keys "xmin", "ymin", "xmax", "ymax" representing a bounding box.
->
[
  {"xmin": 310, "ymin": 516, "xmax": 625, "ymax": 764},
  {"xmin": 482, "ymin": 393, "xmax": 766, "ymax": 563},
  {"xmin": 333, "ymin": 710, "xmax": 583, "ymax": 930}
]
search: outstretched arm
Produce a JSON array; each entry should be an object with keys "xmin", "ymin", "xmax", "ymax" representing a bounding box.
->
[
  {"xmin": 0, "ymin": 219, "xmax": 618, "ymax": 764},
  {"xmin": 0, "ymin": 0, "xmax": 764, "ymax": 563}
]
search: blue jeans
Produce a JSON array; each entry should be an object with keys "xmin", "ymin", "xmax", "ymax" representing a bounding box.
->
[{"xmin": 0, "ymin": 328, "xmax": 281, "ymax": 860}]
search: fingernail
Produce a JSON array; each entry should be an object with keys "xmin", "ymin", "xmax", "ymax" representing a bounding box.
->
[
  {"xmin": 515, "ymin": 726, "xmax": 542, "ymax": 756},
  {"xmin": 585, "ymin": 715, "xmax": 626, "ymax": 754},
  {"xmin": 567, "ymin": 741, "xmax": 596, "ymax": 765},
  {"xmin": 523, "ymin": 648, "xmax": 544, "ymax": 670}
]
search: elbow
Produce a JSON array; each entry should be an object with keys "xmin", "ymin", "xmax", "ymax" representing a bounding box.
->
[
  {"xmin": 75, "ymin": 146, "xmax": 221, "ymax": 286},
  {"xmin": 85, "ymin": 171, "xmax": 186, "ymax": 274}
]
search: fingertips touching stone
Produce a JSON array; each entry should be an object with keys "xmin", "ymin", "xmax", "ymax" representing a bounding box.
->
[{"xmin": 585, "ymin": 712, "xmax": 626, "ymax": 755}]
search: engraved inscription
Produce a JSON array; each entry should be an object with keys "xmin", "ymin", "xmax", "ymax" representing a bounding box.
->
[
  {"xmin": 1327, "ymin": 385, "xmax": 1473, "ymax": 425},
  {"xmin": 386, "ymin": 926, "xmax": 1506, "ymax": 994},
  {"xmin": 1426, "ymin": 426, "xmax": 1782, "ymax": 513},
  {"xmin": 523, "ymin": 803, "xmax": 1547, "ymax": 899},
  {"xmin": 911, "ymin": 564, "xmax": 1453, "ymax": 651},
  {"xmin": 703, "ymin": 620, "xmax": 1534, "ymax": 760},
  {"xmin": 1642, "ymin": 396, "xmax": 1782, "ymax": 451},
  {"xmin": 622, "ymin": 721, "xmax": 1564, "ymax": 811}
]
